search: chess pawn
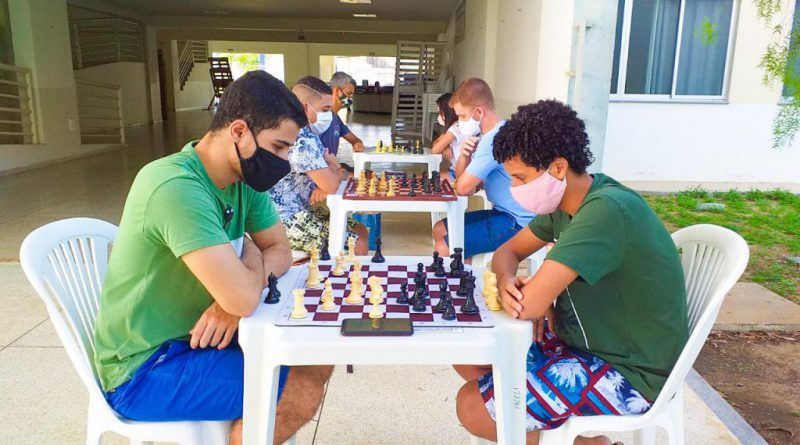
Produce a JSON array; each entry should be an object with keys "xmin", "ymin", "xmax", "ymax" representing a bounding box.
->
[
  {"xmin": 368, "ymin": 300, "xmax": 383, "ymax": 319},
  {"xmin": 306, "ymin": 256, "xmax": 322, "ymax": 288},
  {"xmin": 346, "ymin": 238, "xmax": 356, "ymax": 261},
  {"xmin": 368, "ymin": 179, "xmax": 377, "ymax": 197},
  {"xmin": 320, "ymin": 280, "xmax": 336, "ymax": 311},
  {"xmin": 290, "ymin": 289, "xmax": 308, "ymax": 319},
  {"xmin": 346, "ymin": 277, "xmax": 364, "ymax": 304},
  {"xmin": 332, "ymin": 255, "xmax": 346, "ymax": 276},
  {"xmin": 482, "ymin": 270, "xmax": 494, "ymax": 300},
  {"xmin": 386, "ymin": 182, "xmax": 396, "ymax": 197}
]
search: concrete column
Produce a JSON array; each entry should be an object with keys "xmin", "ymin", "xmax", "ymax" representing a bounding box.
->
[
  {"xmin": 144, "ymin": 25, "xmax": 162, "ymax": 122},
  {"xmin": 568, "ymin": 0, "xmax": 619, "ymax": 172},
  {"xmin": 9, "ymin": 0, "xmax": 79, "ymax": 148},
  {"xmin": 2, "ymin": 0, "xmax": 84, "ymax": 173}
]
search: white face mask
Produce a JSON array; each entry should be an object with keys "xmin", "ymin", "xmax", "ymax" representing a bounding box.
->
[
  {"xmin": 437, "ymin": 115, "xmax": 446, "ymax": 127},
  {"xmin": 309, "ymin": 104, "xmax": 333, "ymax": 135},
  {"xmin": 457, "ymin": 109, "xmax": 482, "ymax": 137}
]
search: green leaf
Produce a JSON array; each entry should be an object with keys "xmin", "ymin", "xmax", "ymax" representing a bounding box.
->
[{"xmin": 694, "ymin": 16, "xmax": 719, "ymax": 46}]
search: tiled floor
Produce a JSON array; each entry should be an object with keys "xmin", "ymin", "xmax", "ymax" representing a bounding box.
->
[{"xmin": 0, "ymin": 110, "xmax": 743, "ymax": 444}]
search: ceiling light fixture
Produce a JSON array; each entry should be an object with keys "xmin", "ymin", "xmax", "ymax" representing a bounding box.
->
[
  {"xmin": 339, "ymin": 0, "xmax": 372, "ymax": 4},
  {"xmin": 353, "ymin": 13, "xmax": 377, "ymax": 18},
  {"xmin": 202, "ymin": 9, "xmax": 230, "ymax": 15}
]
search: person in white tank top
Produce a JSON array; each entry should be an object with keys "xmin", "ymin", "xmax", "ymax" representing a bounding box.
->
[{"xmin": 430, "ymin": 93, "xmax": 463, "ymax": 180}]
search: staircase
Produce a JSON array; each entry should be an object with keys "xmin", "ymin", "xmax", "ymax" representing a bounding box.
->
[
  {"xmin": 177, "ymin": 41, "xmax": 209, "ymax": 90},
  {"xmin": 70, "ymin": 18, "xmax": 143, "ymax": 69}
]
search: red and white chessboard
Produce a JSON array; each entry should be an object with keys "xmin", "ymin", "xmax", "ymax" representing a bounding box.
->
[
  {"xmin": 275, "ymin": 261, "xmax": 494, "ymax": 328},
  {"xmin": 342, "ymin": 171, "xmax": 457, "ymax": 202}
]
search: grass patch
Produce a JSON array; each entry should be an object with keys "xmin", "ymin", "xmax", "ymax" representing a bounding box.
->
[{"xmin": 644, "ymin": 189, "xmax": 800, "ymax": 304}]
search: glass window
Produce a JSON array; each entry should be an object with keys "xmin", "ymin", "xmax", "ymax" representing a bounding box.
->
[
  {"xmin": 211, "ymin": 53, "xmax": 285, "ymax": 82},
  {"xmin": 611, "ymin": 0, "xmax": 735, "ymax": 98},
  {"xmin": 676, "ymin": 0, "xmax": 734, "ymax": 95},
  {"xmin": 625, "ymin": 0, "xmax": 680, "ymax": 95},
  {"xmin": 329, "ymin": 56, "xmax": 396, "ymax": 87}
]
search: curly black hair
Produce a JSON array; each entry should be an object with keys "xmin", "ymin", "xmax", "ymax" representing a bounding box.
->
[{"xmin": 493, "ymin": 100, "xmax": 594, "ymax": 174}]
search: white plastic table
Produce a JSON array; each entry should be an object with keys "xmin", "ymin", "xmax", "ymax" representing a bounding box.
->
[
  {"xmin": 352, "ymin": 148, "xmax": 442, "ymax": 175},
  {"xmin": 326, "ymin": 181, "xmax": 468, "ymax": 254},
  {"xmin": 238, "ymin": 256, "xmax": 532, "ymax": 445}
]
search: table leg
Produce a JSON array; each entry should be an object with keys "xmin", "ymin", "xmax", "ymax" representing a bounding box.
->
[
  {"xmin": 446, "ymin": 200, "xmax": 467, "ymax": 251},
  {"xmin": 242, "ymin": 351, "xmax": 281, "ymax": 445},
  {"xmin": 491, "ymin": 320, "xmax": 531, "ymax": 445},
  {"xmin": 327, "ymin": 201, "xmax": 347, "ymax": 255},
  {"xmin": 427, "ymin": 158, "xmax": 440, "ymax": 176}
]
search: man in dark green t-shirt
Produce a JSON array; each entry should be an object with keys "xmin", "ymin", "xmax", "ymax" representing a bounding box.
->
[
  {"xmin": 93, "ymin": 71, "xmax": 332, "ymax": 445},
  {"xmin": 454, "ymin": 101, "xmax": 688, "ymax": 445}
]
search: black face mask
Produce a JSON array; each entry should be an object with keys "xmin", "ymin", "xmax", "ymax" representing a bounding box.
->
[{"xmin": 235, "ymin": 133, "xmax": 291, "ymax": 192}]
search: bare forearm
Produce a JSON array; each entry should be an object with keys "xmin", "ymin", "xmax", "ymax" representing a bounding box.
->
[
  {"xmin": 344, "ymin": 133, "xmax": 362, "ymax": 145},
  {"xmin": 455, "ymin": 156, "xmax": 470, "ymax": 179},
  {"xmin": 262, "ymin": 244, "xmax": 291, "ymax": 281},
  {"xmin": 492, "ymin": 246, "xmax": 522, "ymax": 284}
]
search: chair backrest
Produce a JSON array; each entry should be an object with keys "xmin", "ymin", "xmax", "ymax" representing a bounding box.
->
[
  {"xmin": 19, "ymin": 218, "xmax": 118, "ymax": 398},
  {"xmin": 647, "ymin": 224, "xmax": 748, "ymax": 413}
]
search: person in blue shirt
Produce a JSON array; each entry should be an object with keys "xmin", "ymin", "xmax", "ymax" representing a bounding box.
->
[
  {"xmin": 433, "ymin": 78, "xmax": 536, "ymax": 259},
  {"xmin": 319, "ymin": 72, "xmax": 365, "ymax": 157}
]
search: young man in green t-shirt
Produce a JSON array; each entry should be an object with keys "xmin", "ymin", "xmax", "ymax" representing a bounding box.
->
[
  {"xmin": 93, "ymin": 71, "xmax": 332, "ymax": 445},
  {"xmin": 454, "ymin": 100, "xmax": 689, "ymax": 445}
]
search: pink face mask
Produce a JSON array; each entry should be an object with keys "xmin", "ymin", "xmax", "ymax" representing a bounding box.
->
[{"xmin": 510, "ymin": 167, "xmax": 567, "ymax": 214}]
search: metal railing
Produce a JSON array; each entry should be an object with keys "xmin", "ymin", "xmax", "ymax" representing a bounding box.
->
[
  {"xmin": 75, "ymin": 79, "xmax": 125, "ymax": 145},
  {"xmin": 0, "ymin": 63, "xmax": 38, "ymax": 145},
  {"xmin": 177, "ymin": 40, "xmax": 208, "ymax": 90},
  {"xmin": 70, "ymin": 18, "xmax": 144, "ymax": 69}
]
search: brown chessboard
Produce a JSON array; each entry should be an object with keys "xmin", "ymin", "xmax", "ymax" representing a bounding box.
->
[{"xmin": 343, "ymin": 171, "xmax": 457, "ymax": 201}]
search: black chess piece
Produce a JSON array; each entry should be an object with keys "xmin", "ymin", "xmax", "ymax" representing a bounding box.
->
[
  {"xmin": 397, "ymin": 281, "xmax": 409, "ymax": 304},
  {"xmin": 429, "ymin": 251, "xmax": 440, "ymax": 269},
  {"xmin": 417, "ymin": 262, "xmax": 425, "ymax": 275},
  {"xmin": 442, "ymin": 300, "xmax": 456, "ymax": 320},
  {"xmin": 408, "ymin": 187, "xmax": 416, "ymax": 197},
  {"xmin": 460, "ymin": 277, "xmax": 479, "ymax": 315},
  {"xmin": 434, "ymin": 256, "xmax": 447, "ymax": 277},
  {"xmin": 320, "ymin": 241, "xmax": 331, "ymax": 261},
  {"xmin": 412, "ymin": 287, "xmax": 427, "ymax": 312},
  {"xmin": 449, "ymin": 247, "xmax": 465, "ymax": 276},
  {"xmin": 371, "ymin": 237, "xmax": 385, "ymax": 263},
  {"xmin": 456, "ymin": 271, "xmax": 470, "ymax": 296},
  {"xmin": 264, "ymin": 273, "xmax": 281, "ymax": 304},
  {"xmin": 410, "ymin": 174, "xmax": 418, "ymax": 190},
  {"xmin": 422, "ymin": 177, "xmax": 431, "ymax": 194},
  {"xmin": 433, "ymin": 280, "xmax": 449, "ymax": 313},
  {"xmin": 401, "ymin": 173, "xmax": 408, "ymax": 188}
]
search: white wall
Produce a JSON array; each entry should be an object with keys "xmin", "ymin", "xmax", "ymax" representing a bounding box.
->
[
  {"xmin": 603, "ymin": 0, "xmax": 800, "ymax": 184},
  {"xmin": 74, "ymin": 62, "xmax": 151, "ymax": 125}
]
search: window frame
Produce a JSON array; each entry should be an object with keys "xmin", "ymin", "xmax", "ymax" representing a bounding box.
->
[{"xmin": 610, "ymin": 0, "xmax": 740, "ymax": 104}]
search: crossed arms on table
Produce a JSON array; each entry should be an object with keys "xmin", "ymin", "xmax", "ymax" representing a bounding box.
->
[
  {"xmin": 182, "ymin": 223, "xmax": 292, "ymax": 318},
  {"xmin": 491, "ymin": 226, "xmax": 579, "ymax": 328}
]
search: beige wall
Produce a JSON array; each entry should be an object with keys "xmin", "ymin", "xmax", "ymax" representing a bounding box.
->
[
  {"xmin": 175, "ymin": 62, "xmax": 213, "ymax": 111},
  {"xmin": 449, "ymin": 0, "xmax": 575, "ymax": 116},
  {"xmin": 74, "ymin": 62, "xmax": 151, "ymax": 125},
  {"xmin": 2, "ymin": 0, "xmax": 95, "ymax": 174},
  {"xmin": 727, "ymin": 0, "xmax": 791, "ymax": 104}
]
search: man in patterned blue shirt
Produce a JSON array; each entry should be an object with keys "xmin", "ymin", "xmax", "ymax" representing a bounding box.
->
[{"xmin": 269, "ymin": 76, "xmax": 369, "ymax": 254}]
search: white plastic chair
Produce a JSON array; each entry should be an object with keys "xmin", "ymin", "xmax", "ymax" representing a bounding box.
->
[
  {"xmin": 19, "ymin": 218, "xmax": 233, "ymax": 445},
  {"xmin": 534, "ymin": 224, "xmax": 749, "ymax": 445}
]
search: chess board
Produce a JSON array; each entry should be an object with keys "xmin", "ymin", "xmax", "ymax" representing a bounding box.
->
[
  {"xmin": 342, "ymin": 171, "xmax": 457, "ymax": 202},
  {"xmin": 366, "ymin": 144, "xmax": 426, "ymax": 155},
  {"xmin": 275, "ymin": 261, "xmax": 494, "ymax": 328}
]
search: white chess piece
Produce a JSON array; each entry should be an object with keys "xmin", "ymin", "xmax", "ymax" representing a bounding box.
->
[
  {"xmin": 368, "ymin": 299, "xmax": 383, "ymax": 319},
  {"xmin": 320, "ymin": 280, "xmax": 336, "ymax": 311},
  {"xmin": 368, "ymin": 275, "xmax": 384, "ymax": 304},
  {"xmin": 345, "ymin": 270, "xmax": 364, "ymax": 304},
  {"xmin": 332, "ymin": 255, "xmax": 345, "ymax": 276},
  {"xmin": 483, "ymin": 272, "xmax": 501, "ymax": 311},
  {"xmin": 345, "ymin": 237, "xmax": 356, "ymax": 262},
  {"xmin": 306, "ymin": 254, "xmax": 322, "ymax": 288},
  {"xmin": 290, "ymin": 289, "xmax": 308, "ymax": 319}
]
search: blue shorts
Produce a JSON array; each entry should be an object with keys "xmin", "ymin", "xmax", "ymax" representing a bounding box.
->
[
  {"xmin": 443, "ymin": 209, "xmax": 522, "ymax": 257},
  {"xmin": 105, "ymin": 340, "xmax": 290, "ymax": 421}
]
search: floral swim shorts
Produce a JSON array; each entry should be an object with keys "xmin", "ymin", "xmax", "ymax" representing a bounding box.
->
[
  {"xmin": 283, "ymin": 206, "xmax": 359, "ymax": 253},
  {"xmin": 478, "ymin": 330, "xmax": 652, "ymax": 432}
]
